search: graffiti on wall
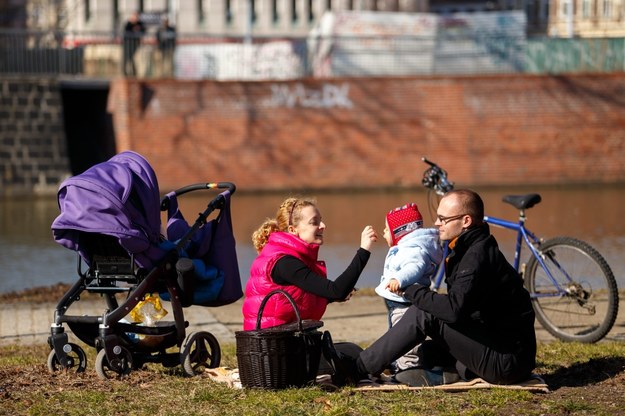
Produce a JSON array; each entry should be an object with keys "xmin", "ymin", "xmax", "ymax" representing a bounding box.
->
[
  {"xmin": 309, "ymin": 10, "xmax": 527, "ymax": 77},
  {"xmin": 175, "ymin": 41, "xmax": 305, "ymax": 81},
  {"xmin": 265, "ymin": 83, "xmax": 353, "ymax": 109}
]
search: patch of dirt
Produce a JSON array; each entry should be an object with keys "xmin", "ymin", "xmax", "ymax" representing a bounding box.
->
[
  {"xmin": 0, "ymin": 363, "xmax": 167, "ymax": 401},
  {"xmin": 2, "ymin": 359, "xmax": 625, "ymax": 413},
  {"xmin": 525, "ymin": 358, "xmax": 625, "ymax": 413},
  {"xmin": 0, "ymin": 283, "xmax": 100, "ymax": 304}
]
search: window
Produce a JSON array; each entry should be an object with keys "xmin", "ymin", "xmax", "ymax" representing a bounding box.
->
[
  {"xmin": 84, "ymin": 0, "xmax": 91, "ymax": 22},
  {"xmin": 198, "ymin": 0, "xmax": 205, "ymax": 24},
  {"xmin": 113, "ymin": 0, "xmax": 119, "ymax": 29},
  {"xmin": 582, "ymin": 0, "xmax": 591, "ymax": 18},
  {"xmin": 560, "ymin": 0, "xmax": 571, "ymax": 19},
  {"xmin": 603, "ymin": 0, "xmax": 612, "ymax": 17},
  {"xmin": 308, "ymin": 0, "xmax": 314, "ymax": 22},
  {"xmin": 272, "ymin": 0, "xmax": 279, "ymax": 23},
  {"xmin": 225, "ymin": 0, "xmax": 232, "ymax": 24},
  {"xmin": 251, "ymin": 0, "xmax": 257, "ymax": 23},
  {"xmin": 540, "ymin": 0, "xmax": 549, "ymax": 20},
  {"xmin": 292, "ymin": 0, "xmax": 298, "ymax": 22}
]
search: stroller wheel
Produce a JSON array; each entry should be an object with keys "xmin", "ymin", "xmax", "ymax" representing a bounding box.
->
[
  {"xmin": 180, "ymin": 331, "xmax": 221, "ymax": 376},
  {"xmin": 47, "ymin": 343, "xmax": 87, "ymax": 373},
  {"xmin": 95, "ymin": 347, "xmax": 133, "ymax": 380}
]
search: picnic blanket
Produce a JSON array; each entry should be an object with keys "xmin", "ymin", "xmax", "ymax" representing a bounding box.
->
[
  {"xmin": 205, "ymin": 367, "xmax": 549, "ymax": 393},
  {"xmin": 344, "ymin": 373, "xmax": 550, "ymax": 393}
]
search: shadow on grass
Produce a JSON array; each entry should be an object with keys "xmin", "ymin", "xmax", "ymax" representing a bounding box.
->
[{"xmin": 542, "ymin": 356, "xmax": 625, "ymax": 390}]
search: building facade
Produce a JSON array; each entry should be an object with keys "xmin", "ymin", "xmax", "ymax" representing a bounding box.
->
[
  {"xmin": 15, "ymin": 0, "xmax": 624, "ymax": 39},
  {"xmin": 549, "ymin": 0, "xmax": 625, "ymax": 37},
  {"xmin": 37, "ymin": 0, "xmax": 425, "ymax": 36},
  {"xmin": 13, "ymin": 0, "xmax": 552, "ymax": 36}
]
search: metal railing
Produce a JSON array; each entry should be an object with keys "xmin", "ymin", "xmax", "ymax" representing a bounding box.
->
[{"xmin": 1, "ymin": 29, "xmax": 624, "ymax": 79}]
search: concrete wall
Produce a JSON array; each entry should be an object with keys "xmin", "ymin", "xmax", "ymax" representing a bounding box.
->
[
  {"xmin": 0, "ymin": 78, "xmax": 70, "ymax": 197},
  {"xmin": 109, "ymin": 74, "xmax": 625, "ymax": 192}
]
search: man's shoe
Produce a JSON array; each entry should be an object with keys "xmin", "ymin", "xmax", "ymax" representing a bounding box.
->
[
  {"xmin": 321, "ymin": 331, "xmax": 363, "ymax": 386},
  {"xmin": 393, "ymin": 366, "xmax": 460, "ymax": 387}
]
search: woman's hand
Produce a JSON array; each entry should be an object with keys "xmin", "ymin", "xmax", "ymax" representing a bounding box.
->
[
  {"xmin": 337, "ymin": 288, "xmax": 358, "ymax": 303},
  {"xmin": 360, "ymin": 225, "xmax": 378, "ymax": 251}
]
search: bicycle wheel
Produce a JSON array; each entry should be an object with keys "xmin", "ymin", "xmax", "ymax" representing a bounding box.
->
[{"xmin": 525, "ymin": 237, "xmax": 618, "ymax": 343}]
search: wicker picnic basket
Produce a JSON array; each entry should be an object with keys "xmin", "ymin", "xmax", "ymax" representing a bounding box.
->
[{"xmin": 235, "ymin": 289, "xmax": 324, "ymax": 389}]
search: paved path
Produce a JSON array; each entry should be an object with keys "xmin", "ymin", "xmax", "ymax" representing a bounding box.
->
[
  {"xmin": 0, "ymin": 299, "xmax": 234, "ymax": 347},
  {"xmin": 2, "ymin": 295, "xmax": 625, "ymax": 347}
]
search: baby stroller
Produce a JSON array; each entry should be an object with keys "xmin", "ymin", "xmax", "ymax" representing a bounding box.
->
[{"xmin": 46, "ymin": 151, "xmax": 242, "ymax": 379}]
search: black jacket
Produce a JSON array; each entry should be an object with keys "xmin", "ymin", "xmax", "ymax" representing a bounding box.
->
[{"xmin": 404, "ymin": 224, "xmax": 536, "ymax": 352}]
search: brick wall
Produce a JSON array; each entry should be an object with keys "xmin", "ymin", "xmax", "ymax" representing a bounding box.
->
[
  {"xmin": 4, "ymin": 74, "xmax": 623, "ymax": 197},
  {"xmin": 109, "ymin": 74, "xmax": 625, "ymax": 190},
  {"xmin": 109, "ymin": 73, "xmax": 625, "ymax": 192},
  {"xmin": 0, "ymin": 78, "xmax": 70, "ymax": 196}
]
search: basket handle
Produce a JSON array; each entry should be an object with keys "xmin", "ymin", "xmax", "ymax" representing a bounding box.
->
[{"xmin": 255, "ymin": 289, "xmax": 303, "ymax": 332}]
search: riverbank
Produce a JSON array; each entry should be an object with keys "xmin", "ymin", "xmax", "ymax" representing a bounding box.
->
[{"xmin": 2, "ymin": 285, "xmax": 624, "ymax": 346}]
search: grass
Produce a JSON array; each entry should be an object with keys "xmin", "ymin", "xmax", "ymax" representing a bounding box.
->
[{"xmin": 2, "ymin": 341, "xmax": 625, "ymax": 415}]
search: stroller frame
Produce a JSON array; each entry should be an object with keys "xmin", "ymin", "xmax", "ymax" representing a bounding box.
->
[
  {"xmin": 48, "ymin": 244, "xmax": 190, "ymax": 376},
  {"xmin": 47, "ymin": 151, "xmax": 241, "ymax": 379}
]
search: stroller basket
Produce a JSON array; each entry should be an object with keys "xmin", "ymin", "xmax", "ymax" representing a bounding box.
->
[
  {"xmin": 47, "ymin": 151, "xmax": 242, "ymax": 380},
  {"xmin": 92, "ymin": 255, "xmax": 134, "ymax": 276}
]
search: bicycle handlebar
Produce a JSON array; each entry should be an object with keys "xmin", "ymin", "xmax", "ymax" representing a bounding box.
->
[{"xmin": 421, "ymin": 157, "xmax": 454, "ymax": 195}]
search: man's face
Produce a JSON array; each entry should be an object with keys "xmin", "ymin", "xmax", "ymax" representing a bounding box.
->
[{"xmin": 435, "ymin": 195, "xmax": 469, "ymax": 241}]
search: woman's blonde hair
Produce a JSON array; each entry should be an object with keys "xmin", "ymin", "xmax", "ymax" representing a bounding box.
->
[{"xmin": 251, "ymin": 197, "xmax": 317, "ymax": 252}]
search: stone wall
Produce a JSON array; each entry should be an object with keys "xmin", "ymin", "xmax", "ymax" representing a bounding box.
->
[
  {"xmin": 0, "ymin": 78, "xmax": 70, "ymax": 196},
  {"xmin": 109, "ymin": 74, "xmax": 625, "ymax": 192}
]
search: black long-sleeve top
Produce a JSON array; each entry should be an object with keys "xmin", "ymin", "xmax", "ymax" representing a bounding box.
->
[{"xmin": 271, "ymin": 248, "xmax": 370, "ymax": 301}]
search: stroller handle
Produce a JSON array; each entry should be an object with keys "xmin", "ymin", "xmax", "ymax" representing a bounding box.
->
[{"xmin": 160, "ymin": 182, "xmax": 236, "ymax": 211}]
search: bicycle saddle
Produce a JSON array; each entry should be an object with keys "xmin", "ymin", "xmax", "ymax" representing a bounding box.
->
[{"xmin": 502, "ymin": 194, "xmax": 542, "ymax": 210}]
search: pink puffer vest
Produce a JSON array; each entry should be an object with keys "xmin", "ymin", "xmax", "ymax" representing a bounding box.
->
[{"xmin": 242, "ymin": 232, "xmax": 328, "ymax": 330}]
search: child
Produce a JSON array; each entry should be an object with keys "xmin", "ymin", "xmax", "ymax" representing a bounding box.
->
[{"xmin": 374, "ymin": 203, "xmax": 443, "ymax": 373}]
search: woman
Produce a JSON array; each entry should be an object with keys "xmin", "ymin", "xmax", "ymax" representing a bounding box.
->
[{"xmin": 242, "ymin": 197, "xmax": 378, "ymax": 330}]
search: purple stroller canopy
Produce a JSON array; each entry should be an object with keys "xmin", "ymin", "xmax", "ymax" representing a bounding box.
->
[{"xmin": 52, "ymin": 151, "xmax": 165, "ymax": 269}]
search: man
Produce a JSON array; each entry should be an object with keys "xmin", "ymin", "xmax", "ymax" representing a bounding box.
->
[
  {"xmin": 324, "ymin": 189, "xmax": 537, "ymax": 386},
  {"xmin": 156, "ymin": 17, "xmax": 176, "ymax": 77},
  {"xmin": 122, "ymin": 11, "xmax": 145, "ymax": 76}
]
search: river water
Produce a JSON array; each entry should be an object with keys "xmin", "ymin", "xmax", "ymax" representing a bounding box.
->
[{"xmin": 1, "ymin": 185, "xmax": 624, "ymax": 295}]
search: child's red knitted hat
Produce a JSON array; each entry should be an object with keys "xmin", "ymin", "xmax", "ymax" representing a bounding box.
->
[{"xmin": 386, "ymin": 203, "xmax": 423, "ymax": 246}]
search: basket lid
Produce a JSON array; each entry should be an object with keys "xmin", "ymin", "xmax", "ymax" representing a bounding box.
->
[
  {"xmin": 235, "ymin": 320, "xmax": 324, "ymax": 337},
  {"xmin": 269, "ymin": 319, "xmax": 324, "ymax": 332}
]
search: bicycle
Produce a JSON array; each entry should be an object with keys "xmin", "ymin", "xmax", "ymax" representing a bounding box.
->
[{"xmin": 421, "ymin": 157, "xmax": 619, "ymax": 343}]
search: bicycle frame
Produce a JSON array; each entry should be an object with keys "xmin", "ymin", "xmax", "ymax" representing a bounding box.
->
[
  {"xmin": 432, "ymin": 214, "xmax": 570, "ymax": 300},
  {"xmin": 421, "ymin": 156, "xmax": 619, "ymax": 343}
]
